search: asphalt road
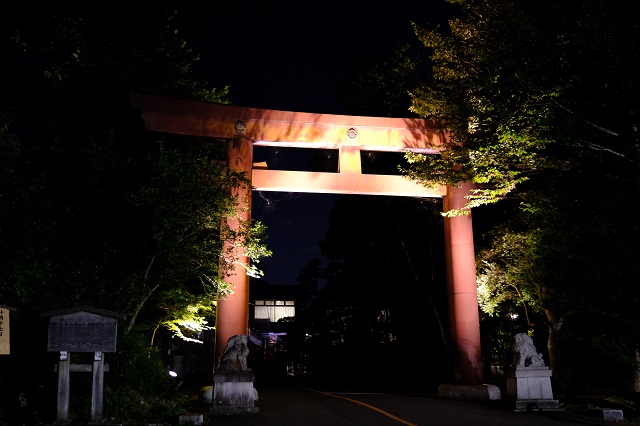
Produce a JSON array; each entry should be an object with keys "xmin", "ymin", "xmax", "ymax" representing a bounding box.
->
[{"xmin": 205, "ymin": 382, "xmax": 621, "ymax": 426}]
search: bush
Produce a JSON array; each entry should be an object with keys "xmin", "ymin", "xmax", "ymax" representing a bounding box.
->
[{"xmin": 103, "ymin": 330, "xmax": 188, "ymax": 425}]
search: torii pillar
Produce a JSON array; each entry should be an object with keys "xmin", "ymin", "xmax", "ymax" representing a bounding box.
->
[
  {"xmin": 443, "ymin": 182, "xmax": 482, "ymax": 384},
  {"xmin": 215, "ymin": 136, "xmax": 253, "ymax": 365},
  {"xmin": 439, "ymin": 182, "xmax": 500, "ymax": 399}
]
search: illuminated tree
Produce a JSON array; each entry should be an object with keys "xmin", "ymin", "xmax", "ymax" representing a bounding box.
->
[
  {"xmin": 407, "ymin": 0, "xmax": 640, "ymax": 388},
  {"xmin": 0, "ymin": 0, "xmax": 271, "ymax": 334},
  {"xmin": 406, "ymin": 0, "xmax": 639, "ymax": 212},
  {"xmin": 0, "ymin": 2, "xmax": 270, "ymax": 421},
  {"xmin": 125, "ymin": 143, "xmax": 270, "ymax": 340}
]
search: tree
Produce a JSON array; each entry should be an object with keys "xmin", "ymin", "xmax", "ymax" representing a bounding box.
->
[
  {"xmin": 0, "ymin": 0, "xmax": 271, "ymax": 332},
  {"xmin": 405, "ymin": 0, "xmax": 640, "ymax": 212},
  {"xmin": 0, "ymin": 1, "xmax": 270, "ymax": 421},
  {"xmin": 125, "ymin": 142, "xmax": 268, "ymax": 341},
  {"xmin": 476, "ymin": 177, "xmax": 640, "ymax": 388},
  {"xmin": 296, "ymin": 195, "xmax": 449, "ymax": 388},
  {"xmin": 407, "ymin": 0, "xmax": 640, "ymax": 389}
]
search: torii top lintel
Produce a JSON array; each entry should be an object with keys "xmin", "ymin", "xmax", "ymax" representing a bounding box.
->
[
  {"xmin": 131, "ymin": 93, "xmax": 449, "ymax": 197},
  {"xmin": 130, "ymin": 93, "xmax": 449, "ymax": 152}
]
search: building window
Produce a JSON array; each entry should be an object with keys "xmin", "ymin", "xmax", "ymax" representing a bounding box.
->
[{"xmin": 254, "ymin": 300, "xmax": 295, "ymax": 322}]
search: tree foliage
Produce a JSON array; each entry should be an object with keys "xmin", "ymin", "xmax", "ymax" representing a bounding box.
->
[
  {"xmin": 405, "ymin": 0, "xmax": 640, "ymax": 213},
  {"xmin": 0, "ymin": 1, "xmax": 269, "ymax": 422},
  {"xmin": 293, "ymin": 195, "xmax": 449, "ymax": 389},
  {"xmin": 407, "ymin": 0, "xmax": 640, "ymax": 389},
  {"xmin": 125, "ymin": 142, "xmax": 267, "ymax": 339},
  {"xmin": 0, "ymin": 0, "xmax": 271, "ymax": 333}
]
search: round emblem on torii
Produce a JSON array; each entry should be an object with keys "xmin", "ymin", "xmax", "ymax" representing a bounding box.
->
[
  {"xmin": 347, "ymin": 127, "xmax": 358, "ymax": 139},
  {"xmin": 235, "ymin": 120, "xmax": 247, "ymax": 133}
]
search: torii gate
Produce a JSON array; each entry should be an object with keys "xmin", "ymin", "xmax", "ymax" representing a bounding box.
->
[{"xmin": 131, "ymin": 93, "xmax": 485, "ymax": 388}]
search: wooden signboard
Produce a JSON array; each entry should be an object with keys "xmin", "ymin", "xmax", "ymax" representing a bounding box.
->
[
  {"xmin": 42, "ymin": 306, "xmax": 125, "ymax": 353},
  {"xmin": 0, "ymin": 306, "xmax": 14, "ymax": 355},
  {"xmin": 41, "ymin": 306, "xmax": 125, "ymax": 423}
]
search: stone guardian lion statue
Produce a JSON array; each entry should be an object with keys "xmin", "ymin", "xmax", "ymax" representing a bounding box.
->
[
  {"xmin": 512, "ymin": 332, "xmax": 545, "ymax": 367},
  {"xmin": 217, "ymin": 334, "xmax": 250, "ymax": 372}
]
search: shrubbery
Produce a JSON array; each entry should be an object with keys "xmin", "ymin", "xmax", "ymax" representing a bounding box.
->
[{"xmin": 103, "ymin": 331, "xmax": 188, "ymax": 425}]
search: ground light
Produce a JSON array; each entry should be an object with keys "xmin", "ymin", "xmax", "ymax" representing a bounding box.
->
[{"xmin": 168, "ymin": 370, "xmax": 183, "ymax": 390}]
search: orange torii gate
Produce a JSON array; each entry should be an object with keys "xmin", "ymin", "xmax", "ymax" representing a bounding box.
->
[{"xmin": 131, "ymin": 93, "xmax": 494, "ymax": 396}]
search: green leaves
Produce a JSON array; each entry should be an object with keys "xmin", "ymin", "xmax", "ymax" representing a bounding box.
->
[
  {"xmin": 131, "ymin": 142, "xmax": 271, "ymax": 336},
  {"xmin": 407, "ymin": 1, "xmax": 577, "ymax": 210},
  {"xmin": 1, "ymin": 0, "xmax": 266, "ymax": 339},
  {"xmin": 407, "ymin": 0, "xmax": 640, "ymax": 385},
  {"xmin": 158, "ymin": 291, "xmax": 216, "ymax": 344},
  {"xmin": 0, "ymin": 2, "xmax": 271, "ymax": 421}
]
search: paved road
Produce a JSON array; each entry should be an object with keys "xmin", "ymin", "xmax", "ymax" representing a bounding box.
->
[{"xmin": 206, "ymin": 382, "xmax": 620, "ymax": 426}]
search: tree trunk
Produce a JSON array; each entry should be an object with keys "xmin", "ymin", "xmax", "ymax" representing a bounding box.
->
[
  {"xmin": 125, "ymin": 282, "xmax": 161, "ymax": 334},
  {"xmin": 395, "ymin": 227, "xmax": 449, "ymax": 349},
  {"xmin": 544, "ymin": 308, "xmax": 561, "ymax": 377},
  {"xmin": 125, "ymin": 255, "xmax": 158, "ymax": 334}
]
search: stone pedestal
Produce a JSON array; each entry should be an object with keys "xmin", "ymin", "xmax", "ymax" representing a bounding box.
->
[
  {"xmin": 506, "ymin": 366, "xmax": 562, "ymax": 411},
  {"xmin": 210, "ymin": 371, "xmax": 259, "ymax": 415}
]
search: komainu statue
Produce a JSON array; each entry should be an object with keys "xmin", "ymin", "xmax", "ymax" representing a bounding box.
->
[
  {"xmin": 217, "ymin": 334, "xmax": 250, "ymax": 372},
  {"xmin": 512, "ymin": 333, "xmax": 545, "ymax": 367}
]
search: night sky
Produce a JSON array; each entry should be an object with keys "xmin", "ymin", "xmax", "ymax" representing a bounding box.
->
[{"xmin": 179, "ymin": 1, "xmax": 454, "ymax": 284}]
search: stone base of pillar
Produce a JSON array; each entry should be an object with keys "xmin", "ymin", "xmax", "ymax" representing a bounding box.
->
[
  {"xmin": 437, "ymin": 383, "xmax": 501, "ymax": 400},
  {"xmin": 210, "ymin": 371, "xmax": 259, "ymax": 415},
  {"xmin": 505, "ymin": 366, "xmax": 563, "ymax": 412}
]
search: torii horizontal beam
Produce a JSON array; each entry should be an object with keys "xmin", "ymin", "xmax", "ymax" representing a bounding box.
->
[
  {"xmin": 131, "ymin": 92, "xmax": 449, "ymax": 151},
  {"xmin": 130, "ymin": 93, "xmax": 449, "ymax": 197},
  {"xmin": 252, "ymin": 169, "xmax": 446, "ymax": 197}
]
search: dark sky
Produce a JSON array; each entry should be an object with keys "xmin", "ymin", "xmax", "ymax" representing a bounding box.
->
[
  {"xmin": 181, "ymin": 0, "xmax": 454, "ymax": 114},
  {"xmin": 179, "ymin": 1, "xmax": 454, "ymax": 284}
]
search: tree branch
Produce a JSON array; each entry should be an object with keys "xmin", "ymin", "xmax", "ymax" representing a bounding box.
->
[{"xmin": 125, "ymin": 255, "xmax": 159, "ymax": 334}]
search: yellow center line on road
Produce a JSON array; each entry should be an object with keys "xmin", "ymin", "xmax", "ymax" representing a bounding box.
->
[{"xmin": 302, "ymin": 387, "xmax": 418, "ymax": 426}]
